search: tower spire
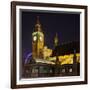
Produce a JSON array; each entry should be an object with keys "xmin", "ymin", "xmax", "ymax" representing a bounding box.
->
[
  {"xmin": 35, "ymin": 16, "xmax": 41, "ymax": 31},
  {"xmin": 54, "ymin": 32, "xmax": 59, "ymax": 47}
]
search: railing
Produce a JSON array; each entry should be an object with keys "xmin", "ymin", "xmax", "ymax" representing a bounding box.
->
[{"xmin": 22, "ymin": 63, "xmax": 80, "ymax": 78}]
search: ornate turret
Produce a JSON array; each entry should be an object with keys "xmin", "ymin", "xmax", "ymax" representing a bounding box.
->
[{"xmin": 54, "ymin": 33, "xmax": 59, "ymax": 47}]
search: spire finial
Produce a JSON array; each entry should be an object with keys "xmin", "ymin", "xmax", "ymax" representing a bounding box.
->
[
  {"xmin": 54, "ymin": 32, "xmax": 59, "ymax": 47},
  {"xmin": 35, "ymin": 16, "xmax": 41, "ymax": 31}
]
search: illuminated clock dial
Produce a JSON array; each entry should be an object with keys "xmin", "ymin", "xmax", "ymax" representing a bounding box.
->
[
  {"xmin": 40, "ymin": 36, "xmax": 43, "ymax": 41},
  {"xmin": 33, "ymin": 36, "xmax": 37, "ymax": 41}
]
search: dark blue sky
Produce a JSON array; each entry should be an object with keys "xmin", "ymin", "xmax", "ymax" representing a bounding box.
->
[{"xmin": 21, "ymin": 10, "xmax": 80, "ymax": 60}]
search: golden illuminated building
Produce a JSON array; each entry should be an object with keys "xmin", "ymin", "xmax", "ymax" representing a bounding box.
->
[
  {"xmin": 32, "ymin": 16, "xmax": 52, "ymax": 60},
  {"xmin": 32, "ymin": 16, "xmax": 44, "ymax": 59},
  {"xmin": 43, "ymin": 46, "xmax": 52, "ymax": 59},
  {"xmin": 47, "ymin": 53, "xmax": 80, "ymax": 65}
]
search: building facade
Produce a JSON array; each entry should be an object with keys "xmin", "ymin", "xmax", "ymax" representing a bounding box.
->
[{"xmin": 32, "ymin": 16, "xmax": 44, "ymax": 59}]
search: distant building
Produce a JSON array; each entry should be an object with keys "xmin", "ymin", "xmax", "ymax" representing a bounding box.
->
[{"xmin": 51, "ymin": 41, "xmax": 80, "ymax": 64}]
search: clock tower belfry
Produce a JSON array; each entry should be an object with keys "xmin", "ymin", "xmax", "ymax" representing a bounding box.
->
[{"xmin": 32, "ymin": 16, "xmax": 44, "ymax": 59}]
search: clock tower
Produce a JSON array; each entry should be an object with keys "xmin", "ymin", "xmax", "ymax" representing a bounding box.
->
[{"xmin": 32, "ymin": 16, "xmax": 44, "ymax": 59}]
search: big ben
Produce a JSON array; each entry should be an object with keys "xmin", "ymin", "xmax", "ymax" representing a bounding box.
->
[{"xmin": 32, "ymin": 16, "xmax": 44, "ymax": 59}]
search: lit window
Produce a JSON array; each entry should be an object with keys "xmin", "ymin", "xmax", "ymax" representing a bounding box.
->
[
  {"xmin": 62, "ymin": 69, "xmax": 65, "ymax": 73},
  {"xmin": 69, "ymin": 68, "xmax": 72, "ymax": 72}
]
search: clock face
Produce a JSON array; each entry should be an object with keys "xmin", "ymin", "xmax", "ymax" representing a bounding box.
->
[
  {"xmin": 33, "ymin": 36, "xmax": 37, "ymax": 41},
  {"xmin": 40, "ymin": 36, "xmax": 43, "ymax": 41}
]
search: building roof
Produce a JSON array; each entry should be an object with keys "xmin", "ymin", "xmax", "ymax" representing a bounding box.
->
[{"xmin": 52, "ymin": 41, "xmax": 80, "ymax": 56}]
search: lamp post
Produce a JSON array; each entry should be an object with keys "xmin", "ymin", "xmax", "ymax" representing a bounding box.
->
[
  {"xmin": 73, "ymin": 49, "xmax": 77, "ymax": 75},
  {"xmin": 54, "ymin": 33, "xmax": 61, "ymax": 76}
]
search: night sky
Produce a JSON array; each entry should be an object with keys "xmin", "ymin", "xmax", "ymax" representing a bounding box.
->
[{"xmin": 21, "ymin": 10, "xmax": 80, "ymax": 63}]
